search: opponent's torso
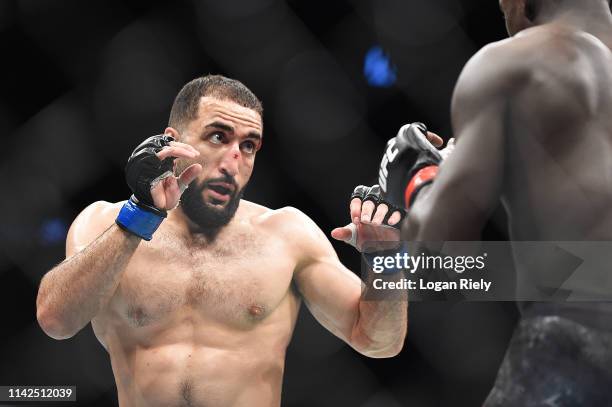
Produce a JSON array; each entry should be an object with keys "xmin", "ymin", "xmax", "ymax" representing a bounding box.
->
[
  {"xmin": 91, "ymin": 206, "xmax": 301, "ymax": 407},
  {"xmin": 500, "ymin": 27, "xmax": 612, "ymax": 327},
  {"xmin": 503, "ymin": 27, "xmax": 612, "ymax": 241}
]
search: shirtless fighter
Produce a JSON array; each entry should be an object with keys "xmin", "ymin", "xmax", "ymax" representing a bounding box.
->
[
  {"xmin": 35, "ymin": 75, "xmax": 407, "ymax": 407},
  {"xmin": 378, "ymin": 0, "xmax": 612, "ymax": 404}
]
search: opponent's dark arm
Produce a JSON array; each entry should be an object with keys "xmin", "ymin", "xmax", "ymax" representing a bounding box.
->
[{"xmin": 401, "ymin": 48, "xmax": 514, "ymax": 241}]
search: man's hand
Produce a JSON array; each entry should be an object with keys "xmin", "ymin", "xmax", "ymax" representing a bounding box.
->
[
  {"xmin": 331, "ymin": 185, "xmax": 403, "ymax": 252},
  {"xmin": 150, "ymin": 140, "xmax": 202, "ymax": 210},
  {"xmin": 125, "ymin": 134, "xmax": 202, "ymax": 211},
  {"xmin": 117, "ymin": 134, "xmax": 203, "ymax": 241}
]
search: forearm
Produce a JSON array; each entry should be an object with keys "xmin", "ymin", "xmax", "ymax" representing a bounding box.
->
[
  {"xmin": 352, "ymin": 272, "xmax": 408, "ymax": 358},
  {"xmin": 404, "ymin": 182, "xmax": 485, "ymax": 241},
  {"xmin": 36, "ymin": 224, "xmax": 140, "ymax": 339},
  {"xmin": 349, "ymin": 186, "xmax": 433, "ymax": 356},
  {"xmin": 401, "ymin": 184, "xmax": 433, "ymax": 241}
]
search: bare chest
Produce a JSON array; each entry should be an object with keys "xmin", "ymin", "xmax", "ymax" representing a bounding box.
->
[{"xmin": 109, "ymin": 228, "xmax": 296, "ymax": 329}]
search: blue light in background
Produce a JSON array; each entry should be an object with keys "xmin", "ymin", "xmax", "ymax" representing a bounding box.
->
[
  {"xmin": 40, "ymin": 218, "xmax": 68, "ymax": 245},
  {"xmin": 363, "ymin": 46, "xmax": 397, "ymax": 87}
]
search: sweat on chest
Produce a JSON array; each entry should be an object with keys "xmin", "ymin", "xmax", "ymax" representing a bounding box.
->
[{"xmin": 112, "ymin": 234, "xmax": 296, "ymax": 328}]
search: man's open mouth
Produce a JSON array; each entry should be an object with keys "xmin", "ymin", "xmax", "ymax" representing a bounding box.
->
[{"xmin": 206, "ymin": 183, "xmax": 235, "ymax": 202}]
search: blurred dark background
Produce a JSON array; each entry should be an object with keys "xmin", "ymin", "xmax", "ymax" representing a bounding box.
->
[{"xmin": 0, "ymin": 0, "xmax": 518, "ymax": 406}]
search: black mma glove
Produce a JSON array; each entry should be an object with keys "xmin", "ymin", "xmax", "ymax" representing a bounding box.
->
[
  {"xmin": 125, "ymin": 134, "xmax": 177, "ymax": 213},
  {"xmin": 116, "ymin": 134, "xmax": 176, "ymax": 240},
  {"xmin": 378, "ymin": 122, "xmax": 442, "ymax": 209},
  {"xmin": 351, "ymin": 184, "xmax": 406, "ymax": 227}
]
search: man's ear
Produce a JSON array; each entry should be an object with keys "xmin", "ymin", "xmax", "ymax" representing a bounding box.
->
[
  {"xmin": 164, "ymin": 127, "xmax": 181, "ymax": 140},
  {"xmin": 524, "ymin": 0, "xmax": 536, "ymax": 21}
]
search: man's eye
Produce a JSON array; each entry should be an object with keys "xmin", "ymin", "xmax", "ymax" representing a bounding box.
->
[
  {"xmin": 241, "ymin": 141, "xmax": 256, "ymax": 154},
  {"xmin": 209, "ymin": 133, "xmax": 225, "ymax": 144}
]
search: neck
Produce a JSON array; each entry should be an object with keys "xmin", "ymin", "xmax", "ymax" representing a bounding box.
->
[
  {"xmin": 534, "ymin": 0, "xmax": 612, "ymax": 34},
  {"xmin": 167, "ymin": 207, "xmax": 226, "ymax": 243}
]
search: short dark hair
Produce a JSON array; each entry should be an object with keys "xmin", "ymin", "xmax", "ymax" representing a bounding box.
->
[{"xmin": 168, "ymin": 74, "xmax": 263, "ymax": 131}]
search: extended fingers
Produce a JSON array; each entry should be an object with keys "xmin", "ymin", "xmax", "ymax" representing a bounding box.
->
[
  {"xmin": 350, "ymin": 198, "xmax": 362, "ymax": 223},
  {"xmin": 360, "ymin": 200, "xmax": 376, "ymax": 223},
  {"xmin": 368, "ymin": 203, "xmax": 402, "ymax": 226},
  {"xmin": 156, "ymin": 142, "xmax": 199, "ymax": 160},
  {"xmin": 178, "ymin": 163, "xmax": 202, "ymax": 188},
  {"xmin": 350, "ymin": 185, "xmax": 400, "ymax": 226},
  {"xmin": 169, "ymin": 141, "xmax": 198, "ymax": 154},
  {"xmin": 150, "ymin": 181, "xmax": 167, "ymax": 209},
  {"xmin": 387, "ymin": 210, "xmax": 402, "ymax": 226},
  {"xmin": 371, "ymin": 203, "xmax": 389, "ymax": 224},
  {"xmin": 158, "ymin": 176, "xmax": 182, "ymax": 209}
]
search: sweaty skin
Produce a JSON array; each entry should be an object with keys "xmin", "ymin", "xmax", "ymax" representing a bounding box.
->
[
  {"xmin": 403, "ymin": 1, "xmax": 612, "ymax": 404},
  {"xmin": 405, "ymin": 21, "xmax": 612, "ymax": 246},
  {"xmin": 404, "ymin": 3, "xmax": 612, "ymax": 323},
  {"xmin": 37, "ymin": 98, "xmax": 406, "ymax": 407}
]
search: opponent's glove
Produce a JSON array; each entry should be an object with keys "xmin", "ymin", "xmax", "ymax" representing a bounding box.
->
[
  {"xmin": 116, "ymin": 134, "xmax": 176, "ymax": 240},
  {"xmin": 378, "ymin": 122, "xmax": 442, "ymax": 209}
]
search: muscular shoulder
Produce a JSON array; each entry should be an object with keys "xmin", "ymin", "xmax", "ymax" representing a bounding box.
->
[
  {"xmin": 466, "ymin": 25, "xmax": 599, "ymax": 74},
  {"xmin": 516, "ymin": 24, "xmax": 609, "ymax": 62},
  {"xmin": 250, "ymin": 204, "xmax": 333, "ymax": 262},
  {"xmin": 66, "ymin": 200, "xmax": 125, "ymax": 256},
  {"xmin": 453, "ymin": 26, "xmax": 600, "ymax": 127},
  {"xmin": 252, "ymin": 204, "xmax": 325, "ymax": 242},
  {"xmin": 452, "ymin": 38, "xmax": 529, "ymax": 115}
]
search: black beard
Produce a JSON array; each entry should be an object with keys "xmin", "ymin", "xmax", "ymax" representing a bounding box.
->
[{"xmin": 180, "ymin": 177, "xmax": 243, "ymax": 233}]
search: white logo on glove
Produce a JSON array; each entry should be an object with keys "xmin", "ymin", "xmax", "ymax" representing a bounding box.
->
[{"xmin": 379, "ymin": 138, "xmax": 399, "ymax": 192}]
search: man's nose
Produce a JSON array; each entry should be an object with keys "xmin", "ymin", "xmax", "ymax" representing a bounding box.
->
[{"xmin": 218, "ymin": 142, "xmax": 240, "ymax": 177}]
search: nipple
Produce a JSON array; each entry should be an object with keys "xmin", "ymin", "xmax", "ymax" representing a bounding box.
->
[{"xmin": 248, "ymin": 304, "xmax": 265, "ymax": 318}]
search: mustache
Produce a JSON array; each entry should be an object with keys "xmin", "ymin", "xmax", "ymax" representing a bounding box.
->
[{"xmin": 195, "ymin": 174, "xmax": 239, "ymax": 193}]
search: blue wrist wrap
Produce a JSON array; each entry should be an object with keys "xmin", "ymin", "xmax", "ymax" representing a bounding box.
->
[{"xmin": 115, "ymin": 196, "xmax": 166, "ymax": 241}]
